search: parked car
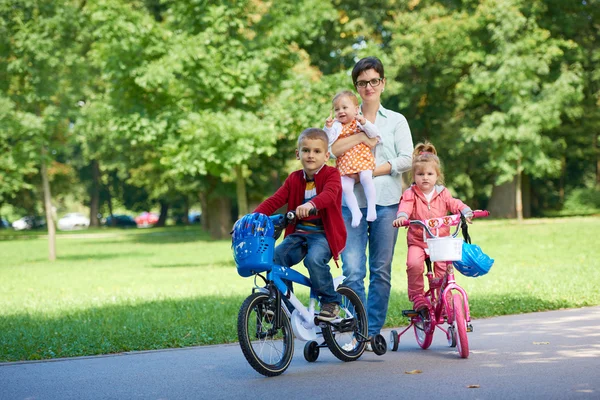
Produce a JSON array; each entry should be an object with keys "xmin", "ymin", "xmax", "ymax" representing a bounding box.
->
[
  {"xmin": 12, "ymin": 216, "xmax": 46, "ymax": 231},
  {"xmin": 189, "ymin": 211, "xmax": 202, "ymax": 224},
  {"xmin": 105, "ymin": 214, "xmax": 137, "ymax": 228},
  {"xmin": 0, "ymin": 217, "xmax": 10, "ymax": 229},
  {"xmin": 135, "ymin": 212, "xmax": 159, "ymax": 227},
  {"xmin": 58, "ymin": 213, "xmax": 90, "ymax": 231}
]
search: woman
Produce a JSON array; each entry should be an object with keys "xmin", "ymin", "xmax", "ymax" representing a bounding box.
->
[{"xmin": 331, "ymin": 56, "xmax": 413, "ymax": 343}]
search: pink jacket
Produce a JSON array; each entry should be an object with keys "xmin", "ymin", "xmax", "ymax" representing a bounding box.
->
[{"xmin": 396, "ymin": 184, "xmax": 471, "ymax": 249}]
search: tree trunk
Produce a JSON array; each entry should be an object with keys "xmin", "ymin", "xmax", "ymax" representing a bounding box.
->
[
  {"xmin": 41, "ymin": 146, "xmax": 56, "ymax": 261},
  {"xmin": 106, "ymin": 182, "xmax": 115, "ymax": 226},
  {"xmin": 559, "ymin": 155, "xmax": 566, "ymax": 204},
  {"xmin": 156, "ymin": 201, "xmax": 169, "ymax": 227},
  {"xmin": 595, "ymin": 131, "xmax": 599, "ymax": 188},
  {"xmin": 207, "ymin": 195, "xmax": 232, "ymax": 239},
  {"xmin": 515, "ymin": 157, "xmax": 523, "ymax": 221},
  {"xmin": 199, "ymin": 192, "xmax": 208, "ymax": 231},
  {"xmin": 183, "ymin": 197, "xmax": 190, "ymax": 225},
  {"xmin": 89, "ymin": 159, "xmax": 101, "ymax": 227},
  {"xmin": 488, "ymin": 174, "xmax": 531, "ymax": 219},
  {"xmin": 235, "ymin": 165, "xmax": 248, "ymax": 218}
]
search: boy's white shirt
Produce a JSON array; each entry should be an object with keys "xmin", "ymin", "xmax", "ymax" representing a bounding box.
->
[{"xmin": 323, "ymin": 120, "xmax": 382, "ymax": 146}]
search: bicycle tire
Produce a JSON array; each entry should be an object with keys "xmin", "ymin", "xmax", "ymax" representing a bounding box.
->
[
  {"xmin": 237, "ymin": 292, "xmax": 294, "ymax": 376},
  {"xmin": 452, "ymin": 292, "xmax": 469, "ymax": 358},
  {"xmin": 322, "ymin": 285, "xmax": 367, "ymax": 362}
]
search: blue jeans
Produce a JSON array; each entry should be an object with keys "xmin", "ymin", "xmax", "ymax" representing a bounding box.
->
[
  {"xmin": 341, "ymin": 205, "xmax": 399, "ymax": 336},
  {"xmin": 273, "ymin": 233, "xmax": 341, "ymax": 305}
]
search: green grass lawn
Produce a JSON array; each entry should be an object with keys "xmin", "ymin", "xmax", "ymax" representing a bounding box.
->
[{"xmin": 1, "ymin": 216, "xmax": 599, "ymax": 362}]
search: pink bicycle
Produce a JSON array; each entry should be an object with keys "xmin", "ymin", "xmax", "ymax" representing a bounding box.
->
[{"xmin": 389, "ymin": 210, "xmax": 490, "ymax": 358}]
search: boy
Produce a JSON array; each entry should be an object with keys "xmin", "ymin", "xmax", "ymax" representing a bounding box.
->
[{"xmin": 254, "ymin": 128, "xmax": 347, "ymax": 321}]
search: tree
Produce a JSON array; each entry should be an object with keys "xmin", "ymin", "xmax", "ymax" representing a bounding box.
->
[{"xmin": 1, "ymin": 0, "xmax": 90, "ymax": 259}]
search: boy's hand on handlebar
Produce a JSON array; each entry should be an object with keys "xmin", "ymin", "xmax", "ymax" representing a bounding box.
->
[
  {"xmin": 392, "ymin": 216, "xmax": 407, "ymax": 228},
  {"xmin": 296, "ymin": 203, "xmax": 315, "ymax": 219}
]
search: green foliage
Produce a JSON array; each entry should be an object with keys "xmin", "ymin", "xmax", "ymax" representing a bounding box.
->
[
  {"xmin": 561, "ymin": 188, "xmax": 600, "ymax": 215},
  {"xmin": 1, "ymin": 0, "xmax": 598, "ymax": 222}
]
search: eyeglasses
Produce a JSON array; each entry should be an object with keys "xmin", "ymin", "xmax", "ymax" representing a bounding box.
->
[{"xmin": 355, "ymin": 78, "xmax": 383, "ymax": 88}]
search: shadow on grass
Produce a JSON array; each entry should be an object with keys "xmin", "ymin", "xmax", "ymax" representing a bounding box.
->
[
  {"xmin": 58, "ymin": 252, "xmax": 148, "ymax": 261},
  {"xmin": 149, "ymin": 262, "xmax": 233, "ymax": 268},
  {"xmin": 0, "ymin": 294, "xmax": 247, "ymax": 363}
]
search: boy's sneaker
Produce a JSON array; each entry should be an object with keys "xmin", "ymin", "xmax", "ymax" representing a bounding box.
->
[{"xmin": 318, "ymin": 303, "xmax": 340, "ymax": 321}]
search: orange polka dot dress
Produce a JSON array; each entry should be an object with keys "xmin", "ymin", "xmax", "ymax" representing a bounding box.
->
[{"xmin": 336, "ymin": 119, "xmax": 376, "ymax": 176}]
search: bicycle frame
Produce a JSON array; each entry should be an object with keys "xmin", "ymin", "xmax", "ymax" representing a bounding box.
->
[
  {"xmin": 391, "ymin": 211, "xmax": 489, "ymax": 355},
  {"xmin": 251, "ymin": 264, "xmax": 322, "ymax": 334}
]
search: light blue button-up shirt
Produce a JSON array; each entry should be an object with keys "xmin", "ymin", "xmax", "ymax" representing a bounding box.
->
[{"xmin": 345, "ymin": 104, "xmax": 413, "ymax": 208}]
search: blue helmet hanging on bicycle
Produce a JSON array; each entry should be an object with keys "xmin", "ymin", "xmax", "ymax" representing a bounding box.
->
[
  {"xmin": 453, "ymin": 242, "xmax": 494, "ymax": 277},
  {"xmin": 232, "ymin": 213, "xmax": 275, "ymax": 277},
  {"xmin": 232, "ymin": 212, "xmax": 274, "ymax": 242}
]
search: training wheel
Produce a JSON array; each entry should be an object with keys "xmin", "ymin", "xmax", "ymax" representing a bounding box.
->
[
  {"xmin": 447, "ymin": 326, "xmax": 457, "ymax": 347},
  {"xmin": 389, "ymin": 330, "xmax": 399, "ymax": 352},
  {"xmin": 303, "ymin": 340, "xmax": 320, "ymax": 362},
  {"xmin": 371, "ymin": 334, "xmax": 387, "ymax": 356}
]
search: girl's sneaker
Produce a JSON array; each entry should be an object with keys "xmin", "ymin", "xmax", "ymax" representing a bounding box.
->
[{"xmin": 412, "ymin": 295, "xmax": 428, "ymax": 312}]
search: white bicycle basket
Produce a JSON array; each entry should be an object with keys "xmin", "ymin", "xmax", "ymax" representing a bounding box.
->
[{"xmin": 426, "ymin": 237, "xmax": 463, "ymax": 262}]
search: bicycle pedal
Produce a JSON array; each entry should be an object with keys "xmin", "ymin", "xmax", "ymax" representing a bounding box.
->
[
  {"xmin": 467, "ymin": 324, "xmax": 473, "ymax": 332},
  {"xmin": 402, "ymin": 310, "xmax": 418, "ymax": 318}
]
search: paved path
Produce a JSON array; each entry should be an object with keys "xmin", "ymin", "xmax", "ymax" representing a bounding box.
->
[{"xmin": 2, "ymin": 306, "xmax": 599, "ymax": 400}]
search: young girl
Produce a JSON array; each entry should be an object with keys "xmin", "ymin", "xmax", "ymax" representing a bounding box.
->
[
  {"xmin": 324, "ymin": 90, "xmax": 381, "ymax": 227},
  {"xmin": 392, "ymin": 142, "xmax": 472, "ymax": 311}
]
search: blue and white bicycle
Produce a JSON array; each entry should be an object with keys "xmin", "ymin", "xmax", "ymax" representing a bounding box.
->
[{"xmin": 232, "ymin": 211, "xmax": 387, "ymax": 377}]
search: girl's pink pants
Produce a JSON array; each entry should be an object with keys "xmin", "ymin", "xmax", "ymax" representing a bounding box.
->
[{"xmin": 406, "ymin": 245, "xmax": 447, "ymax": 301}]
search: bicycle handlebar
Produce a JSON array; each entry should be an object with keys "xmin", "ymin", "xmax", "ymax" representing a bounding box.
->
[
  {"xmin": 286, "ymin": 207, "xmax": 318, "ymax": 221},
  {"xmin": 399, "ymin": 210, "xmax": 490, "ymax": 227}
]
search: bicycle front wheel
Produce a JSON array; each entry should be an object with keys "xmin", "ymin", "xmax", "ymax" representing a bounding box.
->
[
  {"xmin": 452, "ymin": 292, "xmax": 469, "ymax": 358},
  {"xmin": 237, "ymin": 292, "xmax": 294, "ymax": 376},
  {"xmin": 322, "ymin": 286, "xmax": 367, "ymax": 361}
]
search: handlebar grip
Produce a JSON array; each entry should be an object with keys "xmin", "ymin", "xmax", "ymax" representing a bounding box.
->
[
  {"xmin": 472, "ymin": 210, "xmax": 490, "ymax": 218},
  {"xmin": 400, "ymin": 219, "xmax": 409, "ymax": 227},
  {"xmin": 286, "ymin": 207, "xmax": 318, "ymax": 221}
]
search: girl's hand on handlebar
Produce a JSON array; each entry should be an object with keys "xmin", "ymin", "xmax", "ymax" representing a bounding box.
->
[
  {"xmin": 296, "ymin": 203, "xmax": 315, "ymax": 219},
  {"xmin": 463, "ymin": 210, "xmax": 474, "ymax": 224},
  {"xmin": 392, "ymin": 216, "xmax": 407, "ymax": 228}
]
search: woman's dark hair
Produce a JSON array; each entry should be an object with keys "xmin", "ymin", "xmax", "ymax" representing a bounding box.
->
[{"xmin": 351, "ymin": 57, "xmax": 385, "ymax": 86}]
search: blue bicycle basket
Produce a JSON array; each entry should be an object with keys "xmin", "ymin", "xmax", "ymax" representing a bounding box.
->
[
  {"xmin": 453, "ymin": 242, "xmax": 494, "ymax": 277},
  {"xmin": 232, "ymin": 213, "xmax": 276, "ymax": 277}
]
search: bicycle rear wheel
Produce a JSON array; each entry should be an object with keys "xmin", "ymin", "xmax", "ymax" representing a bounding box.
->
[
  {"xmin": 322, "ymin": 286, "xmax": 367, "ymax": 361},
  {"xmin": 413, "ymin": 309, "xmax": 434, "ymax": 350},
  {"xmin": 452, "ymin": 292, "xmax": 469, "ymax": 358},
  {"xmin": 237, "ymin": 292, "xmax": 294, "ymax": 376}
]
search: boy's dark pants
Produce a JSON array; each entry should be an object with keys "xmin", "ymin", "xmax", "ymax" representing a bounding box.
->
[{"xmin": 273, "ymin": 233, "xmax": 341, "ymax": 305}]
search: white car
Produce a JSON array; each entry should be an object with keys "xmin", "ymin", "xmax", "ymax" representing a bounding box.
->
[
  {"xmin": 58, "ymin": 213, "xmax": 90, "ymax": 231},
  {"xmin": 12, "ymin": 216, "xmax": 46, "ymax": 231}
]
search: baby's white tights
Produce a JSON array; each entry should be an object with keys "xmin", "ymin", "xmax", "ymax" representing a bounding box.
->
[{"xmin": 342, "ymin": 170, "xmax": 377, "ymax": 228}]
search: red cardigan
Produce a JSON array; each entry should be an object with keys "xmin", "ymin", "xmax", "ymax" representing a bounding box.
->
[{"xmin": 254, "ymin": 165, "xmax": 347, "ymax": 261}]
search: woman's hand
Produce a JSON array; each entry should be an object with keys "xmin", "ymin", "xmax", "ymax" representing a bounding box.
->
[{"xmin": 392, "ymin": 217, "xmax": 407, "ymax": 228}]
